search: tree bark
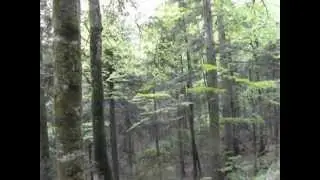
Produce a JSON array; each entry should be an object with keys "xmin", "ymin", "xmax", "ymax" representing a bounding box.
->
[
  {"xmin": 177, "ymin": 57, "xmax": 186, "ymax": 180},
  {"xmin": 124, "ymin": 109, "xmax": 134, "ymax": 179},
  {"xmin": 177, "ymin": 1, "xmax": 202, "ymax": 178},
  {"xmin": 53, "ymin": 0, "xmax": 84, "ymax": 179},
  {"xmin": 203, "ymin": 0, "xmax": 222, "ymax": 179},
  {"xmin": 217, "ymin": 8, "xmax": 233, "ymax": 155},
  {"xmin": 153, "ymin": 88, "xmax": 162, "ymax": 180},
  {"xmin": 41, "ymin": 30, "xmax": 51, "ymax": 180},
  {"xmin": 88, "ymin": 0, "xmax": 113, "ymax": 179},
  {"xmin": 108, "ymin": 73, "xmax": 120, "ymax": 180}
]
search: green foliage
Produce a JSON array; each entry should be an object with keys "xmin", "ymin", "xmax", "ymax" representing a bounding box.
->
[
  {"xmin": 43, "ymin": 0, "xmax": 280, "ymax": 179},
  {"xmin": 223, "ymin": 152, "xmax": 280, "ymax": 180},
  {"xmin": 187, "ymin": 86, "xmax": 226, "ymax": 94},
  {"xmin": 234, "ymin": 77, "xmax": 276, "ymax": 89},
  {"xmin": 202, "ymin": 63, "xmax": 218, "ymax": 72},
  {"xmin": 221, "ymin": 117, "xmax": 264, "ymax": 125},
  {"xmin": 136, "ymin": 92, "xmax": 172, "ymax": 99}
]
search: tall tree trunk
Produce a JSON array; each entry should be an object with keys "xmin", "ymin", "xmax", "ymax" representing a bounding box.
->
[
  {"xmin": 53, "ymin": 0, "xmax": 84, "ymax": 179},
  {"xmin": 250, "ymin": 39, "xmax": 266, "ymax": 156},
  {"xmin": 272, "ymin": 63, "xmax": 280, "ymax": 157},
  {"xmin": 217, "ymin": 7, "xmax": 233, "ymax": 156},
  {"xmin": 177, "ymin": 56, "xmax": 186, "ymax": 180},
  {"xmin": 108, "ymin": 69, "xmax": 120, "ymax": 180},
  {"xmin": 274, "ymin": 105, "xmax": 280, "ymax": 157},
  {"xmin": 249, "ymin": 67, "xmax": 258, "ymax": 176},
  {"xmin": 257, "ymin": 72, "xmax": 266, "ymax": 156},
  {"xmin": 88, "ymin": 0, "xmax": 113, "ymax": 179},
  {"xmin": 177, "ymin": 105, "xmax": 186, "ymax": 180},
  {"xmin": 178, "ymin": 1, "xmax": 201, "ymax": 178},
  {"xmin": 153, "ymin": 88, "xmax": 162, "ymax": 180},
  {"xmin": 88, "ymin": 143, "xmax": 94, "ymax": 180},
  {"xmin": 124, "ymin": 110, "xmax": 134, "ymax": 180},
  {"xmin": 186, "ymin": 51, "xmax": 201, "ymax": 179},
  {"xmin": 40, "ymin": 31, "xmax": 51, "ymax": 180},
  {"xmin": 203, "ymin": 0, "xmax": 222, "ymax": 179}
]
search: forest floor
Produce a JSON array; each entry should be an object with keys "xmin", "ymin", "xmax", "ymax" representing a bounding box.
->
[{"xmin": 156, "ymin": 148, "xmax": 280, "ymax": 180}]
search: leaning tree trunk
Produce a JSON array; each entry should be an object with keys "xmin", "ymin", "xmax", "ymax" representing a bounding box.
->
[
  {"xmin": 53, "ymin": 0, "xmax": 84, "ymax": 179},
  {"xmin": 203, "ymin": 0, "xmax": 222, "ymax": 179},
  {"xmin": 41, "ymin": 30, "xmax": 51, "ymax": 180},
  {"xmin": 88, "ymin": 0, "xmax": 113, "ymax": 179}
]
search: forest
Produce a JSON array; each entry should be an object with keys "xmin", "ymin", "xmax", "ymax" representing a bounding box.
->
[{"xmin": 40, "ymin": 0, "xmax": 280, "ymax": 179}]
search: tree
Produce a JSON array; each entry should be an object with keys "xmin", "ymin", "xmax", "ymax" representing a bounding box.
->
[
  {"xmin": 53, "ymin": 0, "xmax": 83, "ymax": 179},
  {"xmin": 40, "ymin": 27, "xmax": 51, "ymax": 180},
  {"xmin": 88, "ymin": 0, "xmax": 113, "ymax": 179},
  {"xmin": 216, "ymin": 0, "xmax": 241, "ymax": 158},
  {"xmin": 153, "ymin": 88, "xmax": 162, "ymax": 180},
  {"xmin": 202, "ymin": 0, "xmax": 222, "ymax": 179},
  {"xmin": 42, "ymin": 0, "xmax": 280, "ymax": 179},
  {"xmin": 177, "ymin": 1, "xmax": 202, "ymax": 179},
  {"xmin": 106, "ymin": 53, "xmax": 120, "ymax": 180}
]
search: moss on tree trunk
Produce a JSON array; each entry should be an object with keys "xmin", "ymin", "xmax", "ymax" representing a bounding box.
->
[
  {"xmin": 203, "ymin": 0, "xmax": 223, "ymax": 179},
  {"xmin": 89, "ymin": 0, "xmax": 113, "ymax": 179},
  {"xmin": 53, "ymin": 0, "xmax": 83, "ymax": 179},
  {"xmin": 41, "ymin": 35, "xmax": 52, "ymax": 180}
]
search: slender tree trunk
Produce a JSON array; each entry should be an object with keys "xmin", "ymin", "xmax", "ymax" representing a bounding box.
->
[
  {"xmin": 40, "ymin": 32, "xmax": 51, "ymax": 180},
  {"xmin": 217, "ymin": 9, "xmax": 233, "ymax": 156},
  {"xmin": 124, "ymin": 110, "xmax": 134, "ymax": 179},
  {"xmin": 186, "ymin": 53, "xmax": 201, "ymax": 179},
  {"xmin": 272, "ymin": 64, "xmax": 280, "ymax": 157},
  {"xmin": 203, "ymin": 0, "xmax": 222, "ymax": 179},
  {"xmin": 153, "ymin": 88, "xmax": 162, "ymax": 180},
  {"xmin": 274, "ymin": 105, "xmax": 280, "ymax": 157},
  {"xmin": 255, "ymin": 72, "xmax": 266, "ymax": 156},
  {"xmin": 177, "ymin": 56, "xmax": 186, "ymax": 180},
  {"xmin": 108, "ymin": 75, "xmax": 120, "ymax": 180},
  {"xmin": 249, "ymin": 67, "xmax": 258, "ymax": 176},
  {"xmin": 88, "ymin": 0, "xmax": 113, "ymax": 179},
  {"xmin": 177, "ymin": 108, "xmax": 186, "ymax": 180},
  {"xmin": 177, "ymin": 1, "xmax": 201, "ymax": 178},
  {"xmin": 250, "ymin": 39, "xmax": 266, "ymax": 157},
  {"xmin": 88, "ymin": 143, "xmax": 94, "ymax": 180},
  {"xmin": 53, "ymin": 0, "xmax": 84, "ymax": 179}
]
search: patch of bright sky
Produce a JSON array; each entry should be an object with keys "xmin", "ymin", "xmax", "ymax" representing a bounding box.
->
[
  {"xmin": 81, "ymin": 0, "xmax": 278, "ymax": 24},
  {"xmin": 81, "ymin": 0, "xmax": 163, "ymax": 23},
  {"xmin": 80, "ymin": 0, "xmax": 279, "ymax": 43},
  {"xmin": 80, "ymin": 0, "xmax": 279, "ymax": 29}
]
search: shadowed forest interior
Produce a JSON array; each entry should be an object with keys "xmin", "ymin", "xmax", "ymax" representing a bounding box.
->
[{"xmin": 40, "ymin": 0, "xmax": 280, "ymax": 179}]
